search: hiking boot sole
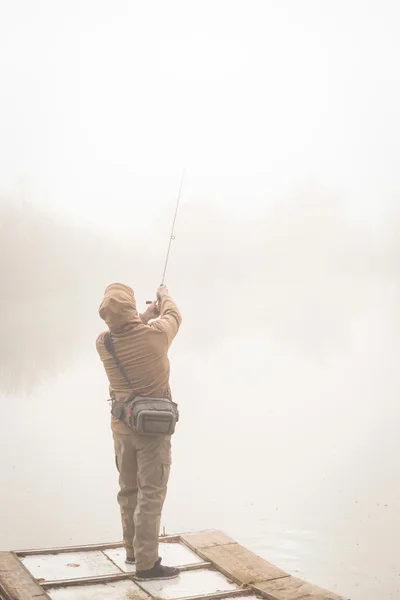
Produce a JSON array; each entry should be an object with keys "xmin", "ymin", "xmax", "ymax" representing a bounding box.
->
[{"xmin": 135, "ymin": 572, "xmax": 180, "ymax": 581}]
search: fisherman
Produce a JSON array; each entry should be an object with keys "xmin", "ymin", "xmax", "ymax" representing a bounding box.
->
[{"xmin": 96, "ymin": 282, "xmax": 182, "ymax": 580}]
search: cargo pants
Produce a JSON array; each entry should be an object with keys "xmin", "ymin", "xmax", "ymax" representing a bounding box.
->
[{"xmin": 113, "ymin": 431, "xmax": 171, "ymax": 571}]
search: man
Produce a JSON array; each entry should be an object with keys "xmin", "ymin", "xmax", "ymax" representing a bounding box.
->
[{"xmin": 96, "ymin": 282, "xmax": 182, "ymax": 580}]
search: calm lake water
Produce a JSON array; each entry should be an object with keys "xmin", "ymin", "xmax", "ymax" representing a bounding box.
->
[{"xmin": 1, "ymin": 313, "xmax": 399, "ymax": 600}]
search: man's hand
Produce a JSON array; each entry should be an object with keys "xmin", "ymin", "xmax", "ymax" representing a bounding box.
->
[
  {"xmin": 140, "ymin": 301, "xmax": 160, "ymax": 324},
  {"xmin": 157, "ymin": 285, "xmax": 169, "ymax": 301}
]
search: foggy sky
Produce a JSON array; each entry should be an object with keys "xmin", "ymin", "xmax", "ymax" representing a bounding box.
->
[{"xmin": 1, "ymin": 1, "xmax": 400, "ymax": 231}]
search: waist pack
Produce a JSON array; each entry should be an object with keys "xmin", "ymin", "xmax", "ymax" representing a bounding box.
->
[{"xmin": 104, "ymin": 332, "xmax": 178, "ymax": 436}]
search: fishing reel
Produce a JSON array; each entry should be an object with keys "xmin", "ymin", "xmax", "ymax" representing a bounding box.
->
[{"xmin": 145, "ymin": 284, "xmax": 165, "ymax": 306}]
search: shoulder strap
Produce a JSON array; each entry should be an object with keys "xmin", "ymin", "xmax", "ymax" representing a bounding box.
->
[{"xmin": 104, "ymin": 332, "xmax": 136, "ymax": 395}]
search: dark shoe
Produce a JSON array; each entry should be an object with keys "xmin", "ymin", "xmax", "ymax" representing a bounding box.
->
[
  {"xmin": 125, "ymin": 555, "xmax": 136, "ymax": 565},
  {"xmin": 135, "ymin": 557, "xmax": 180, "ymax": 581}
]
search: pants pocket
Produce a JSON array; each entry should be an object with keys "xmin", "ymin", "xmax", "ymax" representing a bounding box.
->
[
  {"xmin": 160, "ymin": 463, "xmax": 171, "ymax": 487},
  {"xmin": 159, "ymin": 436, "xmax": 172, "ymax": 465}
]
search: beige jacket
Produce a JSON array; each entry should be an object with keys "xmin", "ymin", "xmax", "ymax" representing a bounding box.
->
[{"xmin": 96, "ymin": 283, "xmax": 182, "ymax": 434}]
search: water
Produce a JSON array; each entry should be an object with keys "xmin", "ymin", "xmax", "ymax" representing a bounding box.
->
[
  {"xmin": 1, "ymin": 194, "xmax": 399, "ymax": 599},
  {"xmin": 1, "ymin": 315, "xmax": 399, "ymax": 600}
]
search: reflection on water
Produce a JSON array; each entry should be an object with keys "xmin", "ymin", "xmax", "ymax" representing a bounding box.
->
[
  {"xmin": 1, "ymin": 323, "xmax": 399, "ymax": 600},
  {"xmin": 1, "ymin": 197, "xmax": 399, "ymax": 599}
]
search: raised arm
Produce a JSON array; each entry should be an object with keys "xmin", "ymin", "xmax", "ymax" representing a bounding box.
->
[{"xmin": 140, "ymin": 286, "xmax": 182, "ymax": 346}]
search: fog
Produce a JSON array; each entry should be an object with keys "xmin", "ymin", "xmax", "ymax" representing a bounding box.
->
[{"xmin": 1, "ymin": 2, "xmax": 400, "ymax": 600}]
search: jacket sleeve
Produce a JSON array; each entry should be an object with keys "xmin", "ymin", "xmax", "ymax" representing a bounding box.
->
[
  {"xmin": 149, "ymin": 296, "xmax": 182, "ymax": 347},
  {"xmin": 95, "ymin": 332, "xmax": 106, "ymax": 361}
]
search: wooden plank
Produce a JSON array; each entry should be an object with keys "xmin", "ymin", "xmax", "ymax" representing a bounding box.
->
[
  {"xmin": 252, "ymin": 576, "xmax": 348, "ymax": 600},
  {"xmin": 48, "ymin": 580, "xmax": 151, "ymax": 600},
  {"xmin": 16, "ymin": 541, "xmax": 124, "ymax": 556},
  {"xmin": 41, "ymin": 562, "xmax": 211, "ymax": 589},
  {"xmin": 40, "ymin": 572, "xmax": 132, "ymax": 589},
  {"xmin": 42, "ymin": 576, "xmax": 151, "ymax": 598},
  {"xmin": 0, "ymin": 552, "xmax": 51, "ymax": 600},
  {"xmin": 199, "ymin": 543, "xmax": 289, "ymax": 585},
  {"xmin": 17, "ymin": 535, "xmax": 180, "ymax": 556},
  {"xmin": 181, "ymin": 530, "xmax": 237, "ymax": 550},
  {"xmin": 176, "ymin": 590, "xmax": 254, "ymax": 600}
]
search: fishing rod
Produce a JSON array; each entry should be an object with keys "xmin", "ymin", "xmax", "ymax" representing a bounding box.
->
[{"xmin": 146, "ymin": 169, "xmax": 185, "ymax": 306}]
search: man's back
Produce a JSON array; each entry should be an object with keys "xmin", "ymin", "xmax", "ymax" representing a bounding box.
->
[{"xmin": 96, "ymin": 283, "xmax": 182, "ymax": 435}]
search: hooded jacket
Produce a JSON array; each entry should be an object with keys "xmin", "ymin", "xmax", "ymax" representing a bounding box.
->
[{"xmin": 96, "ymin": 283, "xmax": 182, "ymax": 434}]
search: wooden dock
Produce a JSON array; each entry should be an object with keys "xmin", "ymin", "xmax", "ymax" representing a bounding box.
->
[{"xmin": 0, "ymin": 530, "xmax": 348, "ymax": 600}]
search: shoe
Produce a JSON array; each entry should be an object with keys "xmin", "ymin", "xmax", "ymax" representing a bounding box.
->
[
  {"xmin": 125, "ymin": 555, "xmax": 136, "ymax": 565},
  {"xmin": 135, "ymin": 557, "xmax": 180, "ymax": 580}
]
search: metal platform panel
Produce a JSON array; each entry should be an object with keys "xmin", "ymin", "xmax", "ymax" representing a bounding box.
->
[{"xmin": 138, "ymin": 568, "xmax": 239, "ymax": 600}]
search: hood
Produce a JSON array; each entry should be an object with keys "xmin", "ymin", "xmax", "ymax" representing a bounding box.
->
[{"xmin": 99, "ymin": 283, "xmax": 141, "ymax": 332}]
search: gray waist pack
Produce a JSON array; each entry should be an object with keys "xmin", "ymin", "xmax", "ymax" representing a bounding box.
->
[{"xmin": 104, "ymin": 332, "xmax": 179, "ymax": 436}]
